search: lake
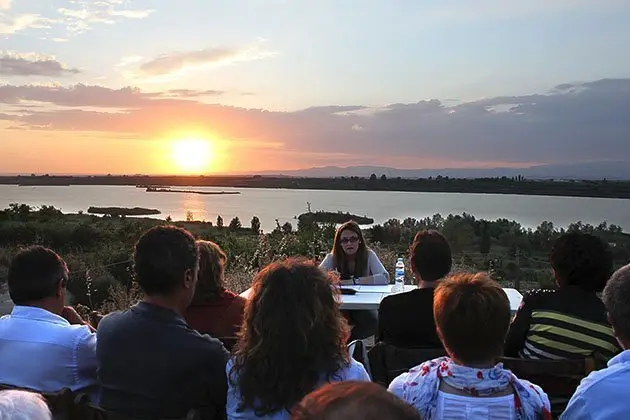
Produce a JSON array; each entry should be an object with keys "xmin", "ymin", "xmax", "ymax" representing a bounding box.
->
[{"xmin": 1, "ymin": 185, "xmax": 629, "ymax": 233}]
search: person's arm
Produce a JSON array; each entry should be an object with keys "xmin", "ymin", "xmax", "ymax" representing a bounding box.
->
[
  {"xmin": 319, "ymin": 253, "xmax": 335, "ymax": 272},
  {"xmin": 504, "ymin": 294, "xmax": 534, "ymax": 357},
  {"xmin": 203, "ymin": 338, "xmax": 230, "ymax": 412},
  {"xmin": 75, "ymin": 329, "xmax": 98, "ymax": 391},
  {"xmin": 387, "ymin": 372, "xmax": 408, "ymax": 399},
  {"xmin": 62, "ymin": 306, "xmax": 97, "ymax": 333},
  {"xmin": 366, "ymin": 250, "xmax": 389, "ymax": 284},
  {"xmin": 560, "ymin": 393, "xmax": 593, "ymax": 420}
]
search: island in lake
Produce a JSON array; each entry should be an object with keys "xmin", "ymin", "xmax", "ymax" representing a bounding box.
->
[
  {"xmin": 87, "ymin": 207, "xmax": 161, "ymax": 217},
  {"xmin": 145, "ymin": 187, "xmax": 240, "ymax": 195},
  {"xmin": 298, "ymin": 211, "xmax": 374, "ymax": 225}
]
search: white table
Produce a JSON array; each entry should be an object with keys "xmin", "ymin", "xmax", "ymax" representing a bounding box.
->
[{"xmin": 240, "ymin": 285, "xmax": 523, "ymax": 313}]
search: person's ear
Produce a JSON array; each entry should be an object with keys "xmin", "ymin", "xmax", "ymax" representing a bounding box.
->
[
  {"xmin": 56, "ymin": 279, "xmax": 64, "ymax": 299},
  {"xmin": 183, "ymin": 268, "xmax": 195, "ymax": 290},
  {"xmin": 607, "ymin": 312, "xmax": 617, "ymax": 334}
]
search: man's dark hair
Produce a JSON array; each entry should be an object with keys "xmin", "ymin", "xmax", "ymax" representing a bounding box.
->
[
  {"xmin": 550, "ymin": 232, "xmax": 613, "ymax": 292},
  {"xmin": 410, "ymin": 230, "xmax": 453, "ymax": 282},
  {"xmin": 133, "ymin": 226, "xmax": 198, "ymax": 296},
  {"xmin": 8, "ymin": 246, "xmax": 68, "ymax": 305},
  {"xmin": 292, "ymin": 381, "xmax": 421, "ymax": 420}
]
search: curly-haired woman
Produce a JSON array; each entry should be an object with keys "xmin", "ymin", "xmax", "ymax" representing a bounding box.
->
[{"xmin": 227, "ymin": 259, "xmax": 370, "ymax": 419}]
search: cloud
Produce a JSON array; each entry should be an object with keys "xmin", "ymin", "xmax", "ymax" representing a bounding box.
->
[
  {"xmin": 0, "ymin": 52, "xmax": 80, "ymax": 77},
  {"xmin": 135, "ymin": 42, "xmax": 277, "ymax": 78},
  {"xmin": 0, "ymin": 13, "xmax": 52, "ymax": 35},
  {"xmin": 0, "ymin": 0, "xmax": 10, "ymax": 11},
  {"xmin": 1, "ymin": 79, "xmax": 629, "ymax": 165},
  {"xmin": 56, "ymin": 0, "xmax": 154, "ymax": 34}
]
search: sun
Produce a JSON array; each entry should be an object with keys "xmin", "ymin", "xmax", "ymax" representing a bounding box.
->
[{"xmin": 171, "ymin": 138, "xmax": 214, "ymax": 174}]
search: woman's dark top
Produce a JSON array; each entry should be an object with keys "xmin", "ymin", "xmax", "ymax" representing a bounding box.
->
[
  {"xmin": 377, "ymin": 287, "xmax": 442, "ymax": 349},
  {"xmin": 505, "ymin": 286, "xmax": 621, "ymax": 360},
  {"xmin": 185, "ymin": 290, "xmax": 247, "ymax": 341}
]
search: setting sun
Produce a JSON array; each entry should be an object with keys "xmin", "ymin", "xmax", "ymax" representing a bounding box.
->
[{"xmin": 171, "ymin": 138, "xmax": 214, "ymax": 174}]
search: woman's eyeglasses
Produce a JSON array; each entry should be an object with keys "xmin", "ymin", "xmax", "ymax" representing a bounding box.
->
[{"xmin": 340, "ymin": 236, "xmax": 360, "ymax": 245}]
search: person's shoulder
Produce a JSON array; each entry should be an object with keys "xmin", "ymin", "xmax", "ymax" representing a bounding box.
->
[
  {"xmin": 96, "ymin": 309, "xmax": 127, "ymax": 331},
  {"xmin": 522, "ymin": 288, "xmax": 557, "ymax": 304},
  {"xmin": 337, "ymin": 358, "xmax": 370, "ymax": 381},
  {"xmin": 188, "ymin": 330, "xmax": 230, "ymax": 358},
  {"xmin": 577, "ymin": 361, "xmax": 630, "ymax": 395}
]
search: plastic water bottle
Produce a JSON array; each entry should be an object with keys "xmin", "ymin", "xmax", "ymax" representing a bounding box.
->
[{"xmin": 393, "ymin": 257, "xmax": 405, "ymax": 293}]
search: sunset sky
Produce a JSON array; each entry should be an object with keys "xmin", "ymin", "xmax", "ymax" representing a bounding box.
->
[{"xmin": 1, "ymin": 0, "xmax": 630, "ymax": 175}]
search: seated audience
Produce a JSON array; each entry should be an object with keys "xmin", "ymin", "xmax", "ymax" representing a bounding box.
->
[
  {"xmin": 0, "ymin": 246, "xmax": 97, "ymax": 394},
  {"xmin": 186, "ymin": 240, "xmax": 247, "ymax": 346},
  {"xmin": 389, "ymin": 273, "xmax": 551, "ymax": 420},
  {"xmin": 505, "ymin": 232, "xmax": 620, "ymax": 360},
  {"xmin": 97, "ymin": 226, "xmax": 229, "ymax": 418},
  {"xmin": 292, "ymin": 381, "xmax": 421, "ymax": 420},
  {"xmin": 228, "ymin": 259, "xmax": 370, "ymax": 419},
  {"xmin": 0, "ymin": 390, "xmax": 52, "ymax": 420},
  {"xmin": 320, "ymin": 221, "xmax": 388, "ymax": 341},
  {"xmin": 377, "ymin": 230, "xmax": 452, "ymax": 348},
  {"xmin": 561, "ymin": 265, "xmax": 630, "ymax": 419}
]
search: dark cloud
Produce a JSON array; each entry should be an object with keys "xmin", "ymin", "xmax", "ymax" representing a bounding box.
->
[
  {"xmin": 0, "ymin": 53, "xmax": 80, "ymax": 77},
  {"xmin": 1, "ymin": 78, "xmax": 629, "ymax": 164}
]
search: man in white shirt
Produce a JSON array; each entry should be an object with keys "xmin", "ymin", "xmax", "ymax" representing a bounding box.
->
[
  {"xmin": 0, "ymin": 246, "xmax": 97, "ymax": 395},
  {"xmin": 562, "ymin": 264, "xmax": 630, "ymax": 419}
]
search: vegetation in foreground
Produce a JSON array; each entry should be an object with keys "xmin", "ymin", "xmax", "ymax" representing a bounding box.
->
[{"xmin": 1, "ymin": 203, "xmax": 628, "ymax": 315}]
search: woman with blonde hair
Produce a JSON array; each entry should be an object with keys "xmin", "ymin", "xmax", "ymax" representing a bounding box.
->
[{"xmin": 185, "ymin": 240, "xmax": 246, "ymax": 347}]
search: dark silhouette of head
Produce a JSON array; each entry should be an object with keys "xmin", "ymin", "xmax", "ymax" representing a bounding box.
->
[
  {"xmin": 332, "ymin": 221, "xmax": 368, "ymax": 278},
  {"xmin": 410, "ymin": 230, "xmax": 452, "ymax": 283},
  {"xmin": 133, "ymin": 226, "xmax": 199, "ymax": 312},
  {"xmin": 191, "ymin": 240, "xmax": 227, "ymax": 304},
  {"xmin": 8, "ymin": 246, "xmax": 68, "ymax": 314},
  {"xmin": 434, "ymin": 272, "xmax": 511, "ymax": 365},
  {"xmin": 603, "ymin": 265, "xmax": 630, "ymax": 348},
  {"xmin": 292, "ymin": 381, "xmax": 421, "ymax": 420},
  {"xmin": 550, "ymin": 232, "xmax": 613, "ymax": 292},
  {"xmin": 231, "ymin": 258, "xmax": 349, "ymax": 416}
]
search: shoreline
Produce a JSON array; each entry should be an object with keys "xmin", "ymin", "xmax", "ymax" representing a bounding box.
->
[{"xmin": 3, "ymin": 175, "xmax": 630, "ymax": 200}]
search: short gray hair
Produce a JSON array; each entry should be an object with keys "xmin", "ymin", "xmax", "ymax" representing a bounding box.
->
[
  {"xmin": 0, "ymin": 390, "xmax": 52, "ymax": 420},
  {"xmin": 603, "ymin": 264, "xmax": 630, "ymax": 342}
]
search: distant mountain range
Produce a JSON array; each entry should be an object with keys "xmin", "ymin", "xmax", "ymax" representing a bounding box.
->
[{"xmin": 255, "ymin": 161, "xmax": 630, "ymax": 180}]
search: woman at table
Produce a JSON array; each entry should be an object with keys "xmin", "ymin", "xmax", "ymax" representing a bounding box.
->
[
  {"xmin": 320, "ymin": 221, "xmax": 389, "ymax": 341},
  {"xmin": 185, "ymin": 240, "xmax": 246, "ymax": 350},
  {"xmin": 227, "ymin": 259, "xmax": 370, "ymax": 419}
]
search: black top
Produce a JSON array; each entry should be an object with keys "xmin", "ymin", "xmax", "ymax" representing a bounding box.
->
[
  {"xmin": 505, "ymin": 286, "xmax": 621, "ymax": 360},
  {"xmin": 377, "ymin": 288, "xmax": 442, "ymax": 349},
  {"xmin": 97, "ymin": 302, "xmax": 230, "ymax": 418}
]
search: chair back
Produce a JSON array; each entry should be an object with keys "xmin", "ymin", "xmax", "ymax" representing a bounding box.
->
[
  {"xmin": 78, "ymin": 405, "xmax": 206, "ymax": 420},
  {"xmin": 368, "ymin": 342, "xmax": 446, "ymax": 386},
  {"xmin": 498, "ymin": 356, "xmax": 600, "ymax": 417},
  {"xmin": 347, "ymin": 340, "xmax": 371, "ymax": 378}
]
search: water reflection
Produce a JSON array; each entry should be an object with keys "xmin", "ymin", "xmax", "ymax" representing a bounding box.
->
[{"xmin": 181, "ymin": 194, "xmax": 207, "ymax": 222}]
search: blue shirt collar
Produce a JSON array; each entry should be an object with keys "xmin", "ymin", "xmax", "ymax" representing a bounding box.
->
[
  {"xmin": 608, "ymin": 349, "xmax": 630, "ymax": 367},
  {"xmin": 10, "ymin": 305, "xmax": 70, "ymax": 326}
]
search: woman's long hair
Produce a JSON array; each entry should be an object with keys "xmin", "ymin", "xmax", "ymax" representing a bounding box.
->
[
  {"xmin": 331, "ymin": 221, "xmax": 368, "ymax": 279},
  {"xmin": 231, "ymin": 259, "xmax": 350, "ymax": 416},
  {"xmin": 191, "ymin": 240, "xmax": 227, "ymax": 304}
]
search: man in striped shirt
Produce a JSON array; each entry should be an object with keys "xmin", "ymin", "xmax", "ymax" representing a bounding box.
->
[{"xmin": 505, "ymin": 232, "xmax": 621, "ymax": 360}]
